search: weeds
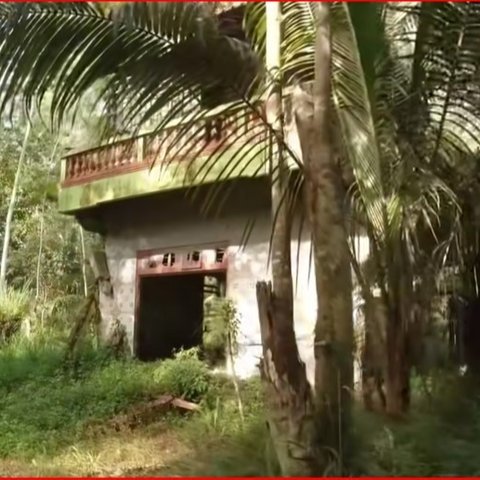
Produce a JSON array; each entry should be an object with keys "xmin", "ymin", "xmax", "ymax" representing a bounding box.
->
[
  {"xmin": 152, "ymin": 375, "xmax": 274, "ymax": 476},
  {"xmin": 352, "ymin": 374, "xmax": 480, "ymax": 476},
  {"xmin": 0, "ymin": 341, "xmax": 216, "ymax": 459},
  {"xmin": 2, "ymin": 333, "xmax": 480, "ymax": 476},
  {"xmin": 0, "ymin": 285, "xmax": 31, "ymax": 340}
]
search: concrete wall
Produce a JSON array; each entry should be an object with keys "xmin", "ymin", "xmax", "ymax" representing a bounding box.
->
[
  {"xmin": 96, "ymin": 179, "xmax": 315, "ymax": 382},
  {"xmin": 96, "ymin": 178, "xmax": 368, "ymax": 385}
]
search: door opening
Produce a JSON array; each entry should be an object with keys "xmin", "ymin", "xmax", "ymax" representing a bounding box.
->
[{"xmin": 135, "ymin": 272, "xmax": 226, "ymax": 361}]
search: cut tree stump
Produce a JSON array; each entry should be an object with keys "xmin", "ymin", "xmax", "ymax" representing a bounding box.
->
[{"xmin": 256, "ymin": 281, "xmax": 318, "ymax": 476}]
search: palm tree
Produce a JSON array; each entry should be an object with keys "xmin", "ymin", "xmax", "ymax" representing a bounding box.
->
[
  {"xmin": 330, "ymin": 2, "xmax": 480, "ymax": 415},
  {"xmin": 291, "ymin": 3, "xmax": 354, "ymax": 464},
  {"xmin": 255, "ymin": 2, "xmax": 316, "ymax": 475},
  {"xmin": 247, "ymin": 0, "xmax": 480, "ymax": 427}
]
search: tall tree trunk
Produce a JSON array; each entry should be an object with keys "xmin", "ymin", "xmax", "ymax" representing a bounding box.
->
[
  {"xmin": 0, "ymin": 122, "xmax": 31, "ymax": 292},
  {"xmin": 293, "ymin": 3, "xmax": 354, "ymax": 470},
  {"xmin": 35, "ymin": 204, "xmax": 45, "ymax": 300},
  {"xmin": 79, "ymin": 225, "xmax": 88, "ymax": 297},
  {"xmin": 385, "ymin": 315, "xmax": 410, "ymax": 416},
  {"xmin": 361, "ymin": 296, "xmax": 387, "ymax": 411},
  {"xmin": 385, "ymin": 242, "xmax": 411, "ymax": 416},
  {"xmin": 256, "ymin": 2, "xmax": 317, "ymax": 475}
]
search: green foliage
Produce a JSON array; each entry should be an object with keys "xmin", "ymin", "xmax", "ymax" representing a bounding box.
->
[
  {"xmin": 153, "ymin": 348, "xmax": 212, "ymax": 402},
  {"xmin": 0, "ymin": 113, "xmax": 100, "ymax": 337},
  {"xmin": 0, "ymin": 285, "xmax": 32, "ymax": 340},
  {"xmin": 166, "ymin": 376, "xmax": 276, "ymax": 477},
  {"xmin": 202, "ymin": 295, "xmax": 239, "ymax": 361},
  {"xmin": 0, "ymin": 339, "xmax": 215, "ymax": 459},
  {"xmin": 0, "ymin": 3, "xmax": 259, "ymax": 133},
  {"xmin": 0, "ymin": 330, "xmax": 272, "ymax": 475},
  {"xmin": 352, "ymin": 376, "xmax": 480, "ymax": 476},
  {"xmin": 203, "ymin": 297, "xmax": 229, "ymax": 352},
  {"xmin": 3, "ymin": 333, "xmax": 480, "ymax": 476}
]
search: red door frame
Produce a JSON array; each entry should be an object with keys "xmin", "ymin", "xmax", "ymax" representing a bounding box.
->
[{"xmin": 133, "ymin": 242, "xmax": 229, "ymax": 356}]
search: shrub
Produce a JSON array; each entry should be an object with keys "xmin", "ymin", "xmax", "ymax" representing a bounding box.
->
[
  {"xmin": 203, "ymin": 297, "xmax": 239, "ymax": 365},
  {"xmin": 203, "ymin": 297, "xmax": 230, "ymax": 351},
  {"xmin": 0, "ymin": 285, "xmax": 32, "ymax": 340},
  {"xmin": 153, "ymin": 348, "xmax": 212, "ymax": 402}
]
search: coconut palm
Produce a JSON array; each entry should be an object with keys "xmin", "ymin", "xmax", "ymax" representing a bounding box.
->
[
  {"xmin": 329, "ymin": 2, "xmax": 480, "ymax": 415},
  {"xmin": 253, "ymin": 1, "xmax": 480, "ymax": 418}
]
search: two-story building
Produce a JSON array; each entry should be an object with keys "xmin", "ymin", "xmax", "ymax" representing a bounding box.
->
[
  {"xmin": 59, "ymin": 102, "xmax": 313, "ymax": 378},
  {"xmin": 57, "ymin": 2, "xmax": 371, "ymax": 382},
  {"xmin": 58, "ymin": 100, "xmax": 368, "ymax": 383}
]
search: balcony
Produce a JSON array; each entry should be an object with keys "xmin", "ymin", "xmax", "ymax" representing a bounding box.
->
[{"xmin": 58, "ymin": 107, "xmax": 270, "ymax": 214}]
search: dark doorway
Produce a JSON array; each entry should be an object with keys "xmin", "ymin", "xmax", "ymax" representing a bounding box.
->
[{"xmin": 135, "ymin": 273, "xmax": 225, "ymax": 361}]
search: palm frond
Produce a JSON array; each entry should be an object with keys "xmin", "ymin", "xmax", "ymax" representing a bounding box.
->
[
  {"xmin": 0, "ymin": 2, "xmax": 259, "ymax": 129},
  {"xmin": 331, "ymin": 2, "xmax": 388, "ymax": 242},
  {"xmin": 2, "ymin": 1, "xmax": 480, "ymax": 305}
]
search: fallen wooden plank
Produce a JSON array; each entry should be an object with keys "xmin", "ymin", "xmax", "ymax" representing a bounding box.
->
[
  {"xmin": 171, "ymin": 397, "xmax": 201, "ymax": 411},
  {"xmin": 102, "ymin": 394, "xmax": 201, "ymax": 431}
]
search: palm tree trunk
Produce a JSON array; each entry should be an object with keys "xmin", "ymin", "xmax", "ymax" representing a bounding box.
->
[
  {"xmin": 385, "ymin": 243, "xmax": 411, "ymax": 416},
  {"xmin": 0, "ymin": 122, "xmax": 31, "ymax": 292},
  {"xmin": 256, "ymin": 2, "xmax": 317, "ymax": 475},
  {"xmin": 294, "ymin": 3, "xmax": 354, "ymax": 470},
  {"xmin": 385, "ymin": 315, "xmax": 410, "ymax": 416}
]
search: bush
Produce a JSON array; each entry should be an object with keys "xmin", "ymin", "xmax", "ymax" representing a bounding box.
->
[
  {"xmin": 153, "ymin": 348, "xmax": 212, "ymax": 402},
  {"xmin": 0, "ymin": 285, "xmax": 31, "ymax": 340}
]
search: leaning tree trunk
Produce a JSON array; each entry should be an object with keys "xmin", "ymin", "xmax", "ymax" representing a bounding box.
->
[
  {"xmin": 293, "ymin": 3, "xmax": 354, "ymax": 470},
  {"xmin": 255, "ymin": 2, "xmax": 317, "ymax": 476},
  {"xmin": 256, "ymin": 283, "xmax": 317, "ymax": 475},
  {"xmin": 79, "ymin": 225, "xmax": 88, "ymax": 297}
]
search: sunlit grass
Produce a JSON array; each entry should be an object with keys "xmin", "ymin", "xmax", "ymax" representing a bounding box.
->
[{"xmin": 2, "ymin": 336, "xmax": 480, "ymax": 476}]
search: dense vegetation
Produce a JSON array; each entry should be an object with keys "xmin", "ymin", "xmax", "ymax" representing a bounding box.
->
[{"xmin": 2, "ymin": 336, "xmax": 480, "ymax": 476}]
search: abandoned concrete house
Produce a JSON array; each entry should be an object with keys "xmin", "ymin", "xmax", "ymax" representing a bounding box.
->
[
  {"xmin": 57, "ymin": 6, "xmax": 368, "ymax": 382},
  {"xmin": 58, "ymin": 101, "xmax": 367, "ymax": 383}
]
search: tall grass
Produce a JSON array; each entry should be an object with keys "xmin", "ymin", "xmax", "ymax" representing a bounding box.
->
[
  {"xmin": 153, "ymin": 375, "xmax": 274, "ymax": 477},
  {"xmin": 0, "ymin": 339, "xmax": 215, "ymax": 459},
  {"xmin": 2, "ymin": 326, "xmax": 480, "ymax": 476},
  {"xmin": 352, "ymin": 374, "xmax": 480, "ymax": 476},
  {"xmin": 0, "ymin": 285, "xmax": 31, "ymax": 339}
]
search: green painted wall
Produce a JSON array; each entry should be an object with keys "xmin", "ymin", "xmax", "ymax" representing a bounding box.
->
[{"xmin": 59, "ymin": 144, "xmax": 268, "ymax": 213}]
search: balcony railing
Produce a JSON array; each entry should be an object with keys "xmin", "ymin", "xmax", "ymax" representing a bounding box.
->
[{"xmin": 61, "ymin": 107, "xmax": 267, "ymax": 188}]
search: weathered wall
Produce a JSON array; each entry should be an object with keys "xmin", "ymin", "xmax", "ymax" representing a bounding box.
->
[
  {"xmin": 96, "ymin": 178, "xmax": 368, "ymax": 385},
  {"xmin": 96, "ymin": 178, "xmax": 316, "ymax": 381}
]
